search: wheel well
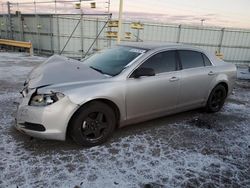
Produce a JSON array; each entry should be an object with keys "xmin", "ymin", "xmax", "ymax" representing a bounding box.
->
[{"xmin": 66, "ymin": 99, "xmax": 120, "ymax": 139}]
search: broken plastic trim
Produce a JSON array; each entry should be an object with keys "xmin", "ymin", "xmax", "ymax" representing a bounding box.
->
[{"xmin": 20, "ymin": 84, "xmax": 52, "ymax": 98}]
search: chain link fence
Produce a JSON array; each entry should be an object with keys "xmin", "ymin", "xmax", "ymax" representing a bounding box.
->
[{"xmin": 0, "ymin": 13, "xmax": 250, "ymax": 64}]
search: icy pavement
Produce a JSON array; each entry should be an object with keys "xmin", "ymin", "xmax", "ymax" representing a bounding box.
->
[
  {"xmin": 237, "ymin": 67, "xmax": 250, "ymax": 80},
  {"xmin": 0, "ymin": 52, "xmax": 250, "ymax": 188}
]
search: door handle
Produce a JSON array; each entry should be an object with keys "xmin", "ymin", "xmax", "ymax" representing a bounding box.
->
[
  {"xmin": 208, "ymin": 71, "xmax": 215, "ymax": 76},
  {"xmin": 169, "ymin": 77, "xmax": 179, "ymax": 82}
]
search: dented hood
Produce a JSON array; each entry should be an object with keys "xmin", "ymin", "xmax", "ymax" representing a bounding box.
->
[{"xmin": 26, "ymin": 55, "xmax": 106, "ymax": 88}]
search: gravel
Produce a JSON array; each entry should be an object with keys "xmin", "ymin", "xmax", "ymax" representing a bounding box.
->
[{"xmin": 0, "ymin": 52, "xmax": 249, "ymax": 188}]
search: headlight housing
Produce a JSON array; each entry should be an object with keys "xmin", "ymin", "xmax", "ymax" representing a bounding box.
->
[{"xmin": 29, "ymin": 92, "xmax": 65, "ymax": 106}]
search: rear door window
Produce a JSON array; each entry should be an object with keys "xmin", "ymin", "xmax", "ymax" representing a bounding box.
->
[
  {"xmin": 178, "ymin": 50, "xmax": 204, "ymax": 69},
  {"xmin": 202, "ymin": 54, "xmax": 212, "ymax": 66}
]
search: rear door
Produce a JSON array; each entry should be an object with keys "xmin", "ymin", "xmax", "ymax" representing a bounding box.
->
[{"xmin": 177, "ymin": 50, "xmax": 215, "ymax": 108}]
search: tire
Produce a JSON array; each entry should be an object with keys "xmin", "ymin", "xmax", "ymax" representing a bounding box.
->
[
  {"xmin": 70, "ymin": 101, "xmax": 116, "ymax": 147},
  {"xmin": 206, "ymin": 84, "xmax": 227, "ymax": 113}
]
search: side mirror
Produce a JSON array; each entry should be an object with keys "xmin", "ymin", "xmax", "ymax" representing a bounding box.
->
[{"xmin": 132, "ymin": 67, "xmax": 155, "ymax": 78}]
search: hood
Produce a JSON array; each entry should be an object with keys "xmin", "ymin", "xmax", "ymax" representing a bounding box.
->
[{"xmin": 27, "ymin": 55, "xmax": 106, "ymax": 88}]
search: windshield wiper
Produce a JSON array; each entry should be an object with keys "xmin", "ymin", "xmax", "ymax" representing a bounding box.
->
[
  {"xmin": 89, "ymin": 66, "xmax": 113, "ymax": 77},
  {"xmin": 89, "ymin": 66, "xmax": 104, "ymax": 74}
]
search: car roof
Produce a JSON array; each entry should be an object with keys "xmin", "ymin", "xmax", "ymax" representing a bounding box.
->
[
  {"xmin": 119, "ymin": 41, "xmax": 222, "ymax": 66},
  {"xmin": 119, "ymin": 41, "xmax": 195, "ymax": 50}
]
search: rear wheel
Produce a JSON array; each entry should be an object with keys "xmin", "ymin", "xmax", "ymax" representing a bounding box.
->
[
  {"xmin": 206, "ymin": 84, "xmax": 227, "ymax": 113},
  {"xmin": 70, "ymin": 101, "xmax": 116, "ymax": 147}
]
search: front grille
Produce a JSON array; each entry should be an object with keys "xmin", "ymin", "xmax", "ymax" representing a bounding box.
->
[{"xmin": 19, "ymin": 122, "xmax": 46, "ymax": 132}]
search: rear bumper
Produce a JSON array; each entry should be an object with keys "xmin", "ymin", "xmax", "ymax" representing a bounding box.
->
[{"xmin": 16, "ymin": 95, "xmax": 78, "ymax": 141}]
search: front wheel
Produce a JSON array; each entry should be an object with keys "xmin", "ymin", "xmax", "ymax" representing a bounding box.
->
[
  {"xmin": 206, "ymin": 84, "xmax": 227, "ymax": 113},
  {"xmin": 70, "ymin": 101, "xmax": 116, "ymax": 147}
]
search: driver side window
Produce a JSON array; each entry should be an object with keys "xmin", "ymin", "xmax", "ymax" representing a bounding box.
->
[{"xmin": 140, "ymin": 50, "xmax": 177, "ymax": 74}]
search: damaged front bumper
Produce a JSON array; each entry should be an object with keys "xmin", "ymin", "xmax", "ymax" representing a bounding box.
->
[{"xmin": 15, "ymin": 89, "xmax": 78, "ymax": 141}]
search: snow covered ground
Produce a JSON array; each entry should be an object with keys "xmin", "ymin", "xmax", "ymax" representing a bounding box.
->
[{"xmin": 0, "ymin": 52, "xmax": 249, "ymax": 188}]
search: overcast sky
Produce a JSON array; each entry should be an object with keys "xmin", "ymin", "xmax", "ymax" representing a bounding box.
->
[{"xmin": 0, "ymin": 0, "xmax": 249, "ymax": 28}]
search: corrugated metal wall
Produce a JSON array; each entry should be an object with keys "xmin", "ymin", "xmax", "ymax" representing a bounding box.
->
[{"xmin": 0, "ymin": 14, "xmax": 250, "ymax": 64}]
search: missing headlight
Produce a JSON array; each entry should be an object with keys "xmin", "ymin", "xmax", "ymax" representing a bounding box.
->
[{"xmin": 29, "ymin": 92, "xmax": 65, "ymax": 106}]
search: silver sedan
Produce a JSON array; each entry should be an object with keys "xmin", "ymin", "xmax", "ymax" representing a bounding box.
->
[{"xmin": 16, "ymin": 42, "xmax": 237, "ymax": 146}]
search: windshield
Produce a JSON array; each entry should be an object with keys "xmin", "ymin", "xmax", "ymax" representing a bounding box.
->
[{"xmin": 82, "ymin": 46, "xmax": 146, "ymax": 76}]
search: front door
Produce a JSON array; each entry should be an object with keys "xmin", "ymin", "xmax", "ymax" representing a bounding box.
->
[{"xmin": 126, "ymin": 50, "xmax": 180, "ymax": 121}]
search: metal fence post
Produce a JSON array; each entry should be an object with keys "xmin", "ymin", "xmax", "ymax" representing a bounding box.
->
[
  {"xmin": 0, "ymin": 16, "xmax": 2, "ymax": 38},
  {"xmin": 7, "ymin": 2, "xmax": 10, "ymax": 37},
  {"xmin": 96, "ymin": 18, "xmax": 99, "ymax": 49},
  {"xmin": 5, "ymin": 15, "xmax": 8, "ymax": 38},
  {"xmin": 56, "ymin": 15, "xmax": 60, "ymax": 54},
  {"xmin": 49, "ymin": 14, "xmax": 54, "ymax": 54},
  {"xmin": 7, "ymin": 1, "xmax": 13, "ymax": 39},
  {"xmin": 18, "ymin": 12, "xmax": 24, "ymax": 41},
  {"xmin": 177, "ymin": 24, "xmax": 181, "ymax": 43},
  {"xmin": 136, "ymin": 28, "xmax": 140, "ymax": 42},
  {"xmin": 80, "ymin": 14, "xmax": 84, "ymax": 58},
  {"xmin": 107, "ymin": 18, "xmax": 112, "ymax": 48},
  {"xmin": 36, "ymin": 14, "xmax": 41, "ymax": 54},
  {"xmin": 218, "ymin": 28, "xmax": 225, "ymax": 53},
  {"xmin": 21, "ymin": 14, "xmax": 25, "ymax": 41}
]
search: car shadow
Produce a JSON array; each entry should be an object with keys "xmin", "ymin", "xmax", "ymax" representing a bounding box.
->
[{"xmin": 9, "ymin": 108, "xmax": 203, "ymax": 153}]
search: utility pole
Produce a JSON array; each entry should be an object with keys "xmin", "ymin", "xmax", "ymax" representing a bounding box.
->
[
  {"xmin": 33, "ymin": 0, "xmax": 36, "ymax": 14},
  {"xmin": 201, "ymin": 19, "xmax": 205, "ymax": 26},
  {"xmin": 54, "ymin": 0, "xmax": 57, "ymax": 14},
  {"xmin": 117, "ymin": 0, "xmax": 123, "ymax": 44}
]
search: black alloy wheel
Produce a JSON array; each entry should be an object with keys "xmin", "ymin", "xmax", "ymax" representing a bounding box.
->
[
  {"xmin": 81, "ymin": 112, "xmax": 108, "ymax": 141},
  {"xmin": 206, "ymin": 84, "xmax": 227, "ymax": 113},
  {"xmin": 70, "ymin": 101, "xmax": 116, "ymax": 147}
]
